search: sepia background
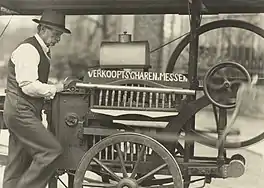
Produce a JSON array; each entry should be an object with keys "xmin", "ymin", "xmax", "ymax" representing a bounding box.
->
[{"xmin": 0, "ymin": 13, "xmax": 264, "ymax": 187}]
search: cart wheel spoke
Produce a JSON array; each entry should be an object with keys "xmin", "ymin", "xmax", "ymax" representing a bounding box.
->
[
  {"xmin": 115, "ymin": 144, "xmax": 128, "ymax": 178},
  {"xmin": 82, "ymin": 181, "xmax": 117, "ymax": 187},
  {"xmin": 92, "ymin": 157, "xmax": 121, "ymax": 181},
  {"xmin": 130, "ymin": 145, "xmax": 146, "ymax": 179},
  {"xmin": 83, "ymin": 176, "xmax": 105, "ymax": 183},
  {"xmin": 136, "ymin": 163, "xmax": 167, "ymax": 184}
]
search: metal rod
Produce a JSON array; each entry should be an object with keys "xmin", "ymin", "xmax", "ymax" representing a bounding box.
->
[
  {"xmin": 217, "ymin": 108, "xmax": 227, "ymax": 166},
  {"xmin": 149, "ymin": 92, "xmax": 153, "ymax": 108},
  {"xmin": 123, "ymin": 90, "xmax": 128, "ymax": 107},
  {"xmin": 105, "ymin": 90, "xmax": 109, "ymax": 106},
  {"xmin": 75, "ymin": 83, "xmax": 196, "ymax": 95},
  {"xmin": 185, "ymin": 1, "xmax": 201, "ymax": 186},
  {"xmin": 111, "ymin": 90, "xmax": 115, "ymax": 106}
]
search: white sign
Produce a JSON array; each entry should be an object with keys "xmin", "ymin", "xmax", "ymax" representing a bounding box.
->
[{"xmin": 87, "ymin": 70, "xmax": 188, "ymax": 82}]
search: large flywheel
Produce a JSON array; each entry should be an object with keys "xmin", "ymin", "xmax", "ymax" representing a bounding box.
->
[
  {"xmin": 166, "ymin": 19, "xmax": 264, "ymax": 73},
  {"xmin": 165, "ymin": 19, "xmax": 264, "ymax": 149},
  {"xmin": 73, "ymin": 132, "xmax": 183, "ymax": 188}
]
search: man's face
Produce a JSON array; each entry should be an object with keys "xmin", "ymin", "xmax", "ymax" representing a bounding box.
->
[{"xmin": 43, "ymin": 26, "xmax": 63, "ymax": 47}]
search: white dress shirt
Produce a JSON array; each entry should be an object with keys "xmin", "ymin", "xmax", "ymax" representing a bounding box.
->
[{"xmin": 11, "ymin": 34, "xmax": 57, "ymax": 99}]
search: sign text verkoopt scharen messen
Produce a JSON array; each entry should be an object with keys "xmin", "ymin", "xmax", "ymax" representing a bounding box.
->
[{"xmin": 87, "ymin": 70, "xmax": 188, "ymax": 82}]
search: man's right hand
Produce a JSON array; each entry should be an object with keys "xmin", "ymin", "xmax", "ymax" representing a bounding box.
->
[
  {"xmin": 55, "ymin": 83, "xmax": 64, "ymax": 92},
  {"xmin": 44, "ymin": 83, "xmax": 63, "ymax": 100}
]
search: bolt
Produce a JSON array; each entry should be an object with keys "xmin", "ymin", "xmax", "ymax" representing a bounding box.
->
[{"xmin": 224, "ymin": 82, "xmax": 230, "ymax": 88}]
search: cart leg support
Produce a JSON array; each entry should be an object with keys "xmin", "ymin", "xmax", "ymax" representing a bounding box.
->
[
  {"xmin": 217, "ymin": 108, "xmax": 227, "ymax": 165},
  {"xmin": 48, "ymin": 174, "xmax": 57, "ymax": 188},
  {"xmin": 68, "ymin": 170, "xmax": 75, "ymax": 188},
  {"xmin": 184, "ymin": 0, "xmax": 201, "ymax": 187}
]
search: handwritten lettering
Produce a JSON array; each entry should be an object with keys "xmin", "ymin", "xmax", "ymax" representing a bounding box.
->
[{"xmin": 87, "ymin": 70, "xmax": 188, "ymax": 82}]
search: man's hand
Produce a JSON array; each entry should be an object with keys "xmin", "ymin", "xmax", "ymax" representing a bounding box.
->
[
  {"xmin": 44, "ymin": 83, "xmax": 63, "ymax": 101},
  {"xmin": 55, "ymin": 83, "xmax": 64, "ymax": 92}
]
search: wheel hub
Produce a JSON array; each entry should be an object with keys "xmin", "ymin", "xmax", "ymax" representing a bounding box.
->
[
  {"xmin": 117, "ymin": 178, "xmax": 138, "ymax": 188},
  {"xmin": 224, "ymin": 81, "xmax": 231, "ymax": 88}
]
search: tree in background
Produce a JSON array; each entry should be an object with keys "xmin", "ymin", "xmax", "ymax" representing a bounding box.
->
[
  {"xmin": 134, "ymin": 15, "xmax": 164, "ymax": 73},
  {"xmin": 164, "ymin": 14, "xmax": 264, "ymax": 78},
  {"xmin": 50, "ymin": 15, "xmax": 103, "ymax": 80},
  {"xmin": 50, "ymin": 15, "xmax": 123, "ymax": 80}
]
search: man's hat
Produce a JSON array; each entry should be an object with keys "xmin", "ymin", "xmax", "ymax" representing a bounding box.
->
[{"xmin": 32, "ymin": 9, "xmax": 71, "ymax": 34}]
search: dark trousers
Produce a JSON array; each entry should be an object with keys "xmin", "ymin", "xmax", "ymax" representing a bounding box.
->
[{"xmin": 2, "ymin": 93, "xmax": 63, "ymax": 188}]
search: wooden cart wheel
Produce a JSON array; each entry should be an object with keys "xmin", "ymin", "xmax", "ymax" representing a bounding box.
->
[{"xmin": 73, "ymin": 132, "xmax": 183, "ymax": 188}]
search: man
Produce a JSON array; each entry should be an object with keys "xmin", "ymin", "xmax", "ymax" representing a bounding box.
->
[{"xmin": 3, "ymin": 9, "xmax": 71, "ymax": 188}]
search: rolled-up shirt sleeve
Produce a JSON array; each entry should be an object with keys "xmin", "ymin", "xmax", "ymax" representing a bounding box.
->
[{"xmin": 11, "ymin": 43, "xmax": 57, "ymax": 98}]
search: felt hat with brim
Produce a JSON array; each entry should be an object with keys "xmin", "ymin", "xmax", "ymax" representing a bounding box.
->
[{"xmin": 32, "ymin": 9, "xmax": 71, "ymax": 34}]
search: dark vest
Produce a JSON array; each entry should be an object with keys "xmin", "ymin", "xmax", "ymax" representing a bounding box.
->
[{"xmin": 5, "ymin": 36, "xmax": 50, "ymax": 115}]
